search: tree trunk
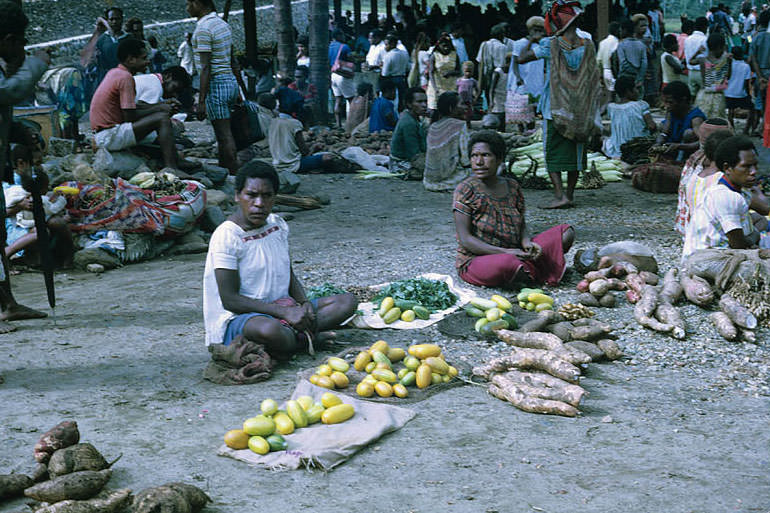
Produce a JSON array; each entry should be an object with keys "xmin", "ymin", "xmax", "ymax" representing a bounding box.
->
[
  {"xmin": 354, "ymin": 0, "xmax": 361, "ymax": 35},
  {"xmin": 420, "ymin": 0, "xmax": 426, "ymax": 16},
  {"xmin": 310, "ymin": 0, "xmax": 330, "ymax": 124},
  {"xmin": 386, "ymin": 0, "xmax": 392, "ymax": 20},
  {"xmin": 244, "ymin": 0, "xmax": 257, "ymax": 68},
  {"xmin": 370, "ymin": 0, "xmax": 378, "ymax": 23},
  {"xmin": 274, "ymin": 0, "xmax": 296, "ymax": 77},
  {"xmin": 334, "ymin": 0, "xmax": 342, "ymax": 26}
]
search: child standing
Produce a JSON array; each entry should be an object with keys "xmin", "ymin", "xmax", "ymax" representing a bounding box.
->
[
  {"xmin": 455, "ymin": 61, "xmax": 478, "ymax": 127},
  {"xmin": 603, "ymin": 75, "xmax": 657, "ymax": 158},
  {"xmin": 660, "ymin": 34, "xmax": 685, "ymax": 88},
  {"xmin": 696, "ymin": 33, "xmax": 731, "ymax": 119},
  {"xmin": 487, "ymin": 53, "xmax": 511, "ymax": 130},
  {"xmin": 724, "ymin": 46, "xmax": 754, "ymax": 133}
]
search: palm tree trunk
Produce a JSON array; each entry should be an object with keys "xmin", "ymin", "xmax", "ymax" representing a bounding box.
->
[
  {"xmin": 309, "ymin": 0, "xmax": 330, "ymax": 125},
  {"xmin": 354, "ymin": 0, "xmax": 361, "ymax": 35},
  {"xmin": 370, "ymin": 0, "xmax": 378, "ymax": 22},
  {"xmin": 274, "ymin": 0, "xmax": 296, "ymax": 78},
  {"xmin": 386, "ymin": 0, "xmax": 392, "ymax": 20},
  {"xmin": 243, "ymin": 0, "xmax": 257, "ymax": 68},
  {"xmin": 334, "ymin": 0, "xmax": 342, "ymax": 25}
]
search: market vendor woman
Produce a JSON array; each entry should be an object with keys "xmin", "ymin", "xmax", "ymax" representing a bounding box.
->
[
  {"xmin": 203, "ymin": 160, "xmax": 357, "ymax": 359},
  {"xmin": 453, "ymin": 130, "xmax": 574, "ymax": 288}
]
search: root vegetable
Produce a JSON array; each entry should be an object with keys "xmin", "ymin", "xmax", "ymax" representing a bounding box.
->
[
  {"xmin": 490, "ymin": 374, "xmax": 581, "ymax": 406},
  {"xmin": 640, "ymin": 271, "xmax": 659, "ymax": 285},
  {"xmin": 710, "ymin": 312, "xmax": 738, "ymax": 341},
  {"xmin": 719, "ymin": 294, "xmax": 758, "ymax": 330},
  {"xmin": 24, "ymin": 469, "xmax": 111, "ymax": 502},
  {"xmin": 634, "ymin": 286, "xmax": 674, "ymax": 334},
  {"xmin": 576, "ymin": 280, "xmax": 590, "ymax": 293},
  {"xmin": 131, "ymin": 483, "xmax": 211, "ymax": 513},
  {"xmin": 0, "ymin": 474, "xmax": 33, "ymax": 500},
  {"xmin": 495, "ymin": 330, "xmax": 590, "ymax": 365},
  {"xmin": 488, "ymin": 381, "xmax": 578, "ymax": 417},
  {"xmin": 577, "ymin": 292, "xmax": 600, "ymax": 307},
  {"xmin": 654, "ymin": 302, "xmax": 686, "ymax": 339},
  {"xmin": 547, "ymin": 321, "xmax": 574, "ymax": 341},
  {"xmin": 681, "ymin": 273, "xmax": 714, "ymax": 306},
  {"xmin": 565, "ymin": 340, "xmax": 604, "ymax": 361},
  {"xmin": 519, "ymin": 316, "xmax": 553, "ymax": 333},
  {"xmin": 584, "ymin": 269, "xmax": 611, "ymax": 281},
  {"xmin": 740, "ymin": 329, "xmax": 757, "ymax": 344},
  {"xmin": 659, "ymin": 268, "xmax": 683, "ymax": 304},
  {"xmin": 48, "ymin": 444, "xmax": 111, "ymax": 478},
  {"xmin": 626, "ymin": 289, "xmax": 641, "ymax": 303},
  {"xmin": 599, "ymin": 293, "xmax": 617, "ymax": 308},
  {"xmin": 625, "ymin": 273, "xmax": 646, "ymax": 295},
  {"xmin": 569, "ymin": 324, "xmax": 610, "ymax": 341},
  {"xmin": 610, "ymin": 261, "xmax": 639, "ymax": 277},
  {"xmin": 605, "ymin": 278, "xmax": 627, "ymax": 291},
  {"xmin": 588, "ymin": 279, "xmax": 610, "ymax": 296},
  {"xmin": 500, "ymin": 370, "xmax": 587, "ymax": 407},
  {"xmin": 30, "ymin": 463, "xmax": 48, "ymax": 482},
  {"xmin": 571, "ymin": 318, "xmax": 612, "ymax": 331},
  {"xmin": 596, "ymin": 339, "xmax": 623, "ymax": 360},
  {"xmin": 32, "ymin": 489, "xmax": 132, "ymax": 513},
  {"xmin": 34, "ymin": 421, "xmax": 80, "ymax": 463}
]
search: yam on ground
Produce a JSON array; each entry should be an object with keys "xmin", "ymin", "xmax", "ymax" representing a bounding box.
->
[
  {"xmin": 24, "ymin": 469, "xmax": 111, "ymax": 503},
  {"xmin": 0, "ymin": 474, "xmax": 33, "ymax": 500},
  {"xmin": 609, "ymin": 261, "xmax": 639, "ymax": 277},
  {"xmin": 605, "ymin": 278, "xmax": 627, "ymax": 291},
  {"xmin": 488, "ymin": 382, "xmax": 578, "ymax": 417},
  {"xmin": 634, "ymin": 286, "xmax": 674, "ymax": 334},
  {"xmin": 588, "ymin": 279, "xmax": 610, "ymax": 296},
  {"xmin": 518, "ymin": 310, "xmax": 563, "ymax": 332},
  {"xmin": 599, "ymin": 293, "xmax": 617, "ymax": 307},
  {"xmin": 48, "ymin": 444, "xmax": 110, "ymax": 478},
  {"xmin": 566, "ymin": 340, "xmax": 605, "ymax": 361},
  {"xmin": 625, "ymin": 273, "xmax": 646, "ymax": 295},
  {"xmin": 546, "ymin": 321, "xmax": 574, "ymax": 341},
  {"xmin": 584, "ymin": 269, "xmax": 611, "ymax": 281},
  {"xmin": 740, "ymin": 329, "xmax": 757, "ymax": 344},
  {"xmin": 710, "ymin": 312, "xmax": 738, "ymax": 341},
  {"xmin": 719, "ymin": 294, "xmax": 758, "ymax": 330},
  {"xmin": 495, "ymin": 330, "xmax": 591, "ymax": 365},
  {"xmin": 596, "ymin": 339, "xmax": 624, "ymax": 360},
  {"xmin": 32, "ymin": 489, "xmax": 132, "ymax": 513},
  {"xmin": 659, "ymin": 268, "xmax": 683, "ymax": 304},
  {"xmin": 568, "ymin": 324, "xmax": 609, "ymax": 341},
  {"xmin": 654, "ymin": 302, "xmax": 686, "ymax": 339},
  {"xmin": 571, "ymin": 317, "xmax": 612, "ymax": 331},
  {"xmin": 131, "ymin": 482, "xmax": 210, "ymax": 513},
  {"xmin": 509, "ymin": 348, "xmax": 582, "ymax": 382},
  {"xmin": 34, "ymin": 421, "xmax": 80, "ymax": 463},
  {"xmin": 30, "ymin": 463, "xmax": 48, "ymax": 483},
  {"xmin": 500, "ymin": 370, "xmax": 587, "ymax": 406},
  {"xmin": 577, "ymin": 292, "xmax": 600, "ymax": 307},
  {"xmin": 681, "ymin": 273, "xmax": 714, "ymax": 306},
  {"xmin": 490, "ymin": 374, "xmax": 579, "ymax": 406},
  {"xmin": 639, "ymin": 271, "xmax": 659, "ymax": 285}
]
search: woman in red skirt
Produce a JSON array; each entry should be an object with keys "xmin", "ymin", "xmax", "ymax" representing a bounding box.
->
[{"xmin": 453, "ymin": 130, "xmax": 575, "ymax": 288}]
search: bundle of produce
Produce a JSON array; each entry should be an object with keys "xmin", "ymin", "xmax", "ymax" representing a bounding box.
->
[
  {"xmin": 725, "ymin": 271, "xmax": 770, "ymax": 328},
  {"xmin": 32, "ymin": 488, "xmax": 132, "ymax": 513},
  {"xmin": 127, "ymin": 171, "xmax": 186, "ymax": 196},
  {"xmin": 508, "ymin": 144, "xmax": 623, "ymax": 188},
  {"xmin": 373, "ymin": 278, "xmax": 458, "ymax": 324},
  {"xmin": 515, "ymin": 288, "xmax": 555, "ymax": 311},
  {"xmin": 464, "ymin": 295, "xmax": 518, "ymax": 335},
  {"xmin": 224, "ymin": 392, "xmax": 356, "ymax": 455},
  {"xmin": 131, "ymin": 483, "xmax": 210, "ymax": 513},
  {"xmin": 575, "ymin": 259, "xmax": 660, "ymax": 306},
  {"xmin": 709, "ymin": 294, "xmax": 758, "ymax": 343},
  {"xmin": 308, "ymin": 357, "xmax": 352, "ymax": 389},
  {"xmin": 351, "ymin": 340, "xmax": 459, "ymax": 398},
  {"xmin": 619, "ymin": 135, "xmax": 656, "ymax": 165},
  {"xmin": 306, "ymin": 283, "xmax": 348, "ymax": 300},
  {"xmin": 633, "ymin": 285, "xmax": 686, "ymax": 339}
]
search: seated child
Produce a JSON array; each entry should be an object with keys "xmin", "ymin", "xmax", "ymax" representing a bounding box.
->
[{"xmin": 603, "ymin": 75, "xmax": 656, "ymax": 158}]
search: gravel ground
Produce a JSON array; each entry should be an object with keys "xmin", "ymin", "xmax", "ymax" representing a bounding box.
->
[{"xmin": 1, "ymin": 122, "xmax": 769, "ymax": 512}]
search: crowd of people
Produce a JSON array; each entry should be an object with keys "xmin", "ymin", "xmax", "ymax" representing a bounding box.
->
[{"xmin": 2, "ymin": 0, "xmax": 770, "ymax": 356}]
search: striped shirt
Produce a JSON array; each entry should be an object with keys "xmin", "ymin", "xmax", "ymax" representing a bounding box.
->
[{"xmin": 192, "ymin": 12, "xmax": 233, "ymax": 77}]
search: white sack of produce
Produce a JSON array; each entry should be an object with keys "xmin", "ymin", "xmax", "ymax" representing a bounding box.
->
[
  {"xmin": 340, "ymin": 146, "xmax": 390, "ymax": 173},
  {"xmin": 217, "ymin": 380, "xmax": 415, "ymax": 471},
  {"xmin": 350, "ymin": 273, "xmax": 476, "ymax": 329}
]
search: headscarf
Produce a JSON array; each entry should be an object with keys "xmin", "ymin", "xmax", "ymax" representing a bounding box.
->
[{"xmin": 545, "ymin": 0, "xmax": 583, "ymax": 36}]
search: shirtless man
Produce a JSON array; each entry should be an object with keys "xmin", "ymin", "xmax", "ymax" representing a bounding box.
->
[{"xmin": 203, "ymin": 160, "xmax": 357, "ymax": 359}]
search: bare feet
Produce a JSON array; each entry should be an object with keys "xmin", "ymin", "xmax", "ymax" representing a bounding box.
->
[
  {"xmin": 540, "ymin": 197, "xmax": 574, "ymax": 209},
  {"xmin": 0, "ymin": 304, "xmax": 47, "ymax": 322},
  {"xmin": 0, "ymin": 321, "xmax": 17, "ymax": 333}
]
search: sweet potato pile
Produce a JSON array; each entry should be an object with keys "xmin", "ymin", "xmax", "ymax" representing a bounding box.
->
[{"xmin": 473, "ymin": 311, "xmax": 623, "ymax": 417}]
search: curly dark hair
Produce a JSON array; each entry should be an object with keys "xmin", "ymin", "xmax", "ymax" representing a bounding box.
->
[
  {"xmin": 468, "ymin": 130, "xmax": 507, "ymax": 161},
  {"xmin": 0, "ymin": 1, "xmax": 29, "ymax": 38},
  {"xmin": 236, "ymin": 159, "xmax": 279, "ymax": 194}
]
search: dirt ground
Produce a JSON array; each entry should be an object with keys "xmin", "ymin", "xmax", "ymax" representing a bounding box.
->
[{"xmin": 2, "ymin": 173, "xmax": 769, "ymax": 513}]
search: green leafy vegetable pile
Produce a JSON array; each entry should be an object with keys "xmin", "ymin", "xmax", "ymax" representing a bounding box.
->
[
  {"xmin": 372, "ymin": 278, "xmax": 458, "ymax": 312},
  {"xmin": 307, "ymin": 283, "xmax": 348, "ymax": 300}
]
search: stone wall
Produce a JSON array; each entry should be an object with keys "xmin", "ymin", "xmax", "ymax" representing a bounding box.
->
[{"xmin": 35, "ymin": 1, "xmax": 309, "ymax": 68}]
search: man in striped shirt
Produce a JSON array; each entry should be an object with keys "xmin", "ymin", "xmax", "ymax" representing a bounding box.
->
[{"xmin": 186, "ymin": 0, "xmax": 238, "ymax": 174}]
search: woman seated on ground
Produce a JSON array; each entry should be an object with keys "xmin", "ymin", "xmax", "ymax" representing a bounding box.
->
[
  {"xmin": 423, "ymin": 92, "xmax": 470, "ymax": 192},
  {"xmin": 656, "ymin": 80, "xmax": 706, "ymax": 160},
  {"xmin": 603, "ymin": 74, "xmax": 656, "ymax": 159},
  {"xmin": 453, "ymin": 130, "xmax": 575, "ymax": 289}
]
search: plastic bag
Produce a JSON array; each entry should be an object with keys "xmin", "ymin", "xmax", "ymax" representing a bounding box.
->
[{"xmin": 340, "ymin": 146, "xmax": 389, "ymax": 173}]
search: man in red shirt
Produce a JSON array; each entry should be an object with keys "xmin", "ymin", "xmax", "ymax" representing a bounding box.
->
[{"xmin": 89, "ymin": 37, "xmax": 196, "ymax": 176}]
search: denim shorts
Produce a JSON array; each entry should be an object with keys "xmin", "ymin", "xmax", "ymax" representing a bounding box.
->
[{"xmin": 223, "ymin": 298, "xmax": 319, "ymax": 346}]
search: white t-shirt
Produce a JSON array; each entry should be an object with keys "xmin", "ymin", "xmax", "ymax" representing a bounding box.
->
[
  {"xmin": 682, "ymin": 181, "xmax": 753, "ymax": 259},
  {"xmin": 134, "ymin": 73, "xmax": 164, "ymax": 104},
  {"xmin": 382, "ymin": 48, "xmax": 410, "ymax": 76},
  {"xmin": 269, "ymin": 114, "xmax": 304, "ymax": 173},
  {"xmin": 366, "ymin": 41, "xmax": 386, "ymax": 67},
  {"xmin": 202, "ymin": 216, "xmax": 291, "ymax": 346},
  {"xmin": 511, "ymin": 37, "xmax": 545, "ymax": 97},
  {"xmin": 724, "ymin": 60, "xmax": 752, "ymax": 98}
]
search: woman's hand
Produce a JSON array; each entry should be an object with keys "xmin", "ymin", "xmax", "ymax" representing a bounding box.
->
[{"xmin": 521, "ymin": 241, "xmax": 542, "ymax": 260}]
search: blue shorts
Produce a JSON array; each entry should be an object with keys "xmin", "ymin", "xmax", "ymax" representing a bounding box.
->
[
  {"xmin": 223, "ymin": 298, "xmax": 319, "ymax": 346},
  {"xmin": 205, "ymin": 74, "xmax": 239, "ymax": 120},
  {"xmin": 299, "ymin": 153, "xmax": 326, "ymax": 172}
]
